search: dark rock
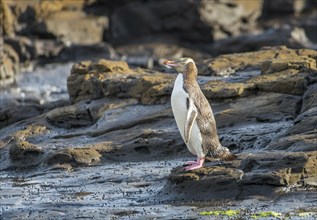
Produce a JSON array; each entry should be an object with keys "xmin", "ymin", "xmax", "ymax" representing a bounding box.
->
[
  {"xmin": 267, "ymin": 107, "xmax": 317, "ymax": 152},
  {"xmin": 0, "ymin": 44, "xmax": 20, "ymax": 86},
  {"xmin": 9, "ymin": 140, "xmax": 43, "ymax": 161},
  {"xmin": 67, "ymin": 59, "xmax": 175, "ymax": 104},
  {"xmin": 109, "ymin": 0, "xmax": 262, "ymax": 43},
  {"xmin": 201, "ymin": 46, "xmax": 317, "ymax": 76},
  {"xmin": 199, "ymin": 0, "xmax": 263, "ymax": 40},
  {"xmin": 109, "ymin": 0, "xmax": 211, "ymax": 43},
  {"xmin": 301, "ymin": 84, "xmax": 317, "ymax": 113},
  {"xmin": 46, "ymin": 101, "xmax": 94, "ymax": 128},
  {"xmin": 45, "ymin": 11, "xmax": 108, "ymax": 45},
  {"xmin": 47, "ymin": 148, "xmax": 101, "ymax": 166},
  {"xmin": 209, "ymin": 26, "xmax": 317, "ymax": 55},
  {"xmin": 262, "ymin": 0, "xmax": 306, "ymax": 17},
  {"xmin": 46, "ymin": 98, "xmax": 138, "ymax": 128},
  {"xmin": 0, "ymin": 104, "xmax": 42, "ymax": 129},
  {"xmin": 55, "ymin": 43, "xmax": 118, "ymax": 63},
  {"xmin": 216, "ymin": 93, "xmax": 301, "ymax": 128},
  {"xmin": 1, "ymin": 0, "xmax": 15, "ymax": 37},
  {"xmin": 161, "ymin": 151, "xmax": 317, "ymax": 203},
  {"xmin": 4, "ymin": 36, "xmax": 36, "ymax": 69}
]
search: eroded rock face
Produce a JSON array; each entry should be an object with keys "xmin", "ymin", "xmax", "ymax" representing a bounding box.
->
[
  {"xmin": 209, "ymin": 26, "xmax": 317, "ymax": 55},
  {"xmin": 67, "ymin": 59, "xmax": 175, "ymax": 104},
  {"xmin": 201, "ymin": 46, "xmax": 317, "ymax": 76},
  {"xmin": 67, "ymin": 47, "xmax": 316, "ymax": 104},
  {"xmin": 1, "ymin": 46, "xmax": 317, "ymax": 212},
  {"xmin": 162, "ymin": 151, "xmax": 317, "ymax": 202},
  {"xmin": 0, "ymin": 44, "xmax": 20, "ymax": 86},
  {"xmin": 199, "ymin": 0, "xmax": 263, "ymax": 40}
]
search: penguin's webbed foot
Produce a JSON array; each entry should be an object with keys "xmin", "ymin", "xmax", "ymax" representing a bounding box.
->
[
  {"xmin": 184, "ymin": 163, "xmax": 203, "ymax": 171},
  {"xmin": 184, "ymin": 160, "xmax": 197, "ymax": 165},
  {"xmin": 183, "ymin": 158, "xmax": 205, "ymax": 171}
]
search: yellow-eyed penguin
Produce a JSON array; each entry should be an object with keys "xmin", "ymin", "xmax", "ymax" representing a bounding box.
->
[{"xmin": 163, "ymin": 57, "xmax": 236, "ymax": 171}]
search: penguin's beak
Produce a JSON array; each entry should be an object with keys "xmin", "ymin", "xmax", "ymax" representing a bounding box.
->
[{"xmin": 163, "ymin": 60, "xmax": 179, "ymax": 67}]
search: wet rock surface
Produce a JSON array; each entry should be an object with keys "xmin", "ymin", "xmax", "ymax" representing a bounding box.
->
[
  {"xmin": 1, "ymin": 0, "xmax": 317, "ymax": 218},
  {"xmin": 1, "ymin": 45, "xmax": 317, "ymax": 218}
]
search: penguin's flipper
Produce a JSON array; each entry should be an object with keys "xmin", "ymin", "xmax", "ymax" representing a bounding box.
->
[{"xmin": 184, "ymin": 99, "xmax": 197, "ymax": 144}]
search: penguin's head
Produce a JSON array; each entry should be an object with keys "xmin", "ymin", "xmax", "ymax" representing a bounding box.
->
[{"xmin": 163, "ymin": 57, "xmax": 195, "ymax": 73}]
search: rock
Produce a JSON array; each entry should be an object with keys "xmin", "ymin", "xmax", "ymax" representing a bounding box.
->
[
  {"xmin": 55, "ymin": 42, "xmax": 118, "ymax": 63},
  {"xmin": 0, "ymin": 44, "xmax": 20, "ymax": 86},
  {"xmin": 12, "ymin": 124, "xmax": 49, "ymax": 142},
  {"xmin": 301, "ymin": 84, "xmax": 317, "ymax": 113},
  {"xmin": 202, "ymin": 81, "xmax": 253, "ymax": 99},
  {"xmin": 46, "ymin": 101, "xmax": 94, "ymax": 128},
  {"xmin": 161, "ymin": 151, "xmax": 317, "ymax": 202},
  {"xmin": 1, "ymin": 0, "xmax": 15, "ymax": 37},
  {"xmin": 9, "ymin": 140, "xmax": 43, "ymax": 160},
  {"xmin": 267, "ymin": 107, "xmax": 317, "ymax": 152},
  {"xmin": 216, "ymin": 93, "xmax": 301, "ymax": 151},
  {"xmin": 201, "ymin": 46, "xmax": 317, "ymax": 76},
  {"xmin": 109, "ymin": 0, "xmax": 210, "ymax": 43},
  {"xmin": 46, "ymin": 98, "xmax": 138, "ymax": 128},
  {"xmin": 249, "ymin": 70, "xmax": 309, "ymax": 95},
  {"xmin": 109, "ymin": 0, "xmax": 262, "ymax": 43},
  {"xmin": 262, "ymin": 0, "xmax": 306, "ymax": 17},
  {"xmin": 216, "ymin": 93, "xmax": 301, "ymax": 128},
  {"xmin": 0, "ymin": 104, "xmax": 42, "ymax": 129},
  {"xmin": 163, "ymin": 165, "xmax": 243, "ymax": 201},
  {"xmin": 67, "ymin": 59, "xmax": 175, "ymax": 104},
  {"xmin": 67, "ymin": 47, "xmax": 316, "ymax": 105},
  {"xmin": 33, "ymin": 39, "xmax": 64, "ymax": 58},
  {"xmin": 209, "ymin": 26, "xmax": 317, "ymax": 55},
  {"xmin": 67, "ymin": 59, "xmax": 133, "ymax": 103},
  {"xmin": 199, "ymin": 0, "xmax": 263, "ymax": 40},
  {"xmin": 4, "ymin": 36, "xmax": 36, "ymax": 69},
  {"xmin": 67, "ymin": 148, "xmax": 101, "ymax": 165},
  {"xmin": 240, "ymin": 151, "xmax": 317, "ymax": 187},
  {"xmin": 45, "ymin": 11, "xmax": 108, "ymax": 45}
]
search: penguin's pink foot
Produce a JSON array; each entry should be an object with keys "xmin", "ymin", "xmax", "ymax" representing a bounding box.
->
[
  {"xmin": 184, "ymin": 163, "xmax": 203, "ymax": 171},
  {"xmin": 183, "ymin": 158, "xmax": 205, "ymax": 171},
  {"xmin": 185, "ymin": 161, "xmax": 197, "ymax": 165}
]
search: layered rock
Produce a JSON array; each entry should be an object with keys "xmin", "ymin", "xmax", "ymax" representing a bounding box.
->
[
  {"xmin": 201, "ymin": 46, "xmax": 317, "ymax": 76},
  {"xmin": 1, "ymin": 46, "xmax": 317, "ymax": 209},
  {"xmin": 0, "ymin": 44, "xmax": 20, "ymax": 86},
  {"xmin": 162, "ymin": 151, "xmax": 317, "ymax": 202},
  {"xmin": 67, "ymin": 59, "xmax": 175, "ymax": 104},
  {"xmin": 67, "ymin": 47, "xmax": 317, "ymax": 103}
]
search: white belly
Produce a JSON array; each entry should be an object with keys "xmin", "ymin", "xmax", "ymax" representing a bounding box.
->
[{"xmin": 171, "ymin": 74, "xmax": 204, "ymax": 158}]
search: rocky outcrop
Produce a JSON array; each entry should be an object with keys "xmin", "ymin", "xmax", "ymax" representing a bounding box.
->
[
  {"xmin": 67, "ymin": 47, "xmax": 317, "ymax": 103},
  {"xmin": 1, "ymin": 0, "xmax": 316, "ymax": 87},
  {"xmin": 1, "ymin": 45, "xmax": 317, "ymax": 218},
  {"xmin": 108, "ymin": 0, "xmax": 263, "ymax": 43},
  {"xmin": 208, "ymin": 26, "xmax": 317, "ymax": 55},
  {"xmin": 0, "ymin": 44, "xmax": 20, "ymax": 86},
  {"xmin": 201, "ymin": 46, "xmax": 317, "ymax": 76},
  {"xmin": 198, "ymin": 0, "xmax": 263, "ymax": 40},
  {"xmin": 67, "ymin": 59, "xmax": 175, "ymax": 104},
  {"xmin": 162, "ymin": 151, "xmax": 317, "ymax": 202}
]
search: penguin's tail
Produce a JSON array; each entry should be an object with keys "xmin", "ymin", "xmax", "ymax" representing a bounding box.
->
[{"xmin": 211, "ymin": 146, "xmax": 237, "ymax": 161}]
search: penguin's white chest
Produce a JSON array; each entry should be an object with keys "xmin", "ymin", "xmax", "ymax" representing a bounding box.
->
[
  {"xmin": 171, "ymin": 74, "xmax": 188, "ymax": 139},
  {"xmin": 171, "ymin": 74, "xmax": 204, "ymax": 157}
]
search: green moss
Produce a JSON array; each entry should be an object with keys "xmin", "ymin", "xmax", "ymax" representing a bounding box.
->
[
  {"xmin": 200, "ymin": 210, "xmax": 284, "ymax": 219},
  {"xmin": 251, "ymin": 211, "xmax": 283, "ymax": 219},
  {"xmin": 199, "ymin": 209, "xmax": 240, "ymax": 217}
]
